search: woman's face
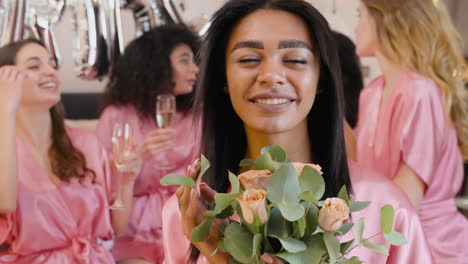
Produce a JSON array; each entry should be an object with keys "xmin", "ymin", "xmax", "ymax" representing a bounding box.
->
[
  {"xmin": 355, "ymin": 2, "xmax": 379, "ymax": 57},
  {"xmin": 15, "ymin": 43, "xmax": 61, "ymax": 108},
  {"xmin": 225, "ymin": 9, "xmax": 320, "ymax": 134},
  {"xmin": 170, "ymin": 43, "xmax": 199, "ymax": 95}
]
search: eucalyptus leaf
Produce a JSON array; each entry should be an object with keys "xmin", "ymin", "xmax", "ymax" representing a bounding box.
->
[
  {"xmin": 218, "ymin": 239, "xmax": 228, "ymax": 252},
  {"xmin": 298, "ymin": 191, "xmax": 319, "ymax": 204},
  {"xmin": 267, "ymin": 206, "xmax": 292, "ymax": 238},
  {"xmin": 324, "ymin": 232, "xmax": 340, "ymax": 264},
  {"xmin": 380, "ymin": 205, "xmax": 395, "ymax": 234},
  {"xmin": 337, "ymin": 185, "xmax": 350, "ymax": 205},
  {"xmin": 229, "ymin": 171, "xmax": 240, "ymax": 193},
  {"xmin": 196, "ymin": 154, "xmax": 211, "ymax": 185},
  {"xmin": 304, "ymin": 204, "xmax": 319, "ymax": 237},
  {"xmin": 261, "ymin": 145, "xmax": 272, "ymax": 154},
  {"xmin": 355, "ymin": 219, "xmax": 365, "ymax": 245},
  {"xmin": 255, "ymin": 152, "xmax": 276, "ymax": 172},
  {"xmin": 384, "ymin": 231, "xmax": 407, "ymax": 246},
  {"xmin": 299, "ymin": 166, "xmax": 325, "ymax": 200},
  {"xmin": 338, "ymin": 256, "xmax": 364, "ymax": 264},
  {"xmin": 267, "ymin": 163, "xmax": 301, "ymax": 204},
  {"xmin": 239, "ymin": 159, "xmax": 255, "ymax": 167},
  {"xmin": 274, "ymin": 234, "xmax": 326, "ymax": 264},
  {"xmin": 340, "ymin": 239, "xmax": 354, "ymax": 254},
  {"xmin": 297, "ymin": 216, "xmax": 306, "ymax": 238},
  {"xmin": 213, "ymin": 193, "xmax": 240, "ymax": 214},
  {"xmin": 191, "ymin": 218, "xmax": 212, "ymax": 242},
  {"xmin": 266, "ymin": 145, "xmax": 288, "ymax": 162},
  {"xmin": 338, "ymin": 223, "xmax": 353, "ymax": 236},
  {"xmin": 160, "ymin": 174, "xmax": 195, "ymax": 188},
  {"xmin": 217, "ymin": 206, "xmax": 235, "ymax": 219},
  {"xmin": 278, "ymin": 203, "xmax": 305, "ymax": 222},
  {"xmin": 277, "ymin": 237, "xmax": 307, "ymax": 253},
  {"xmin": 224, "ymin": 223, "xmax": 254, "ymax": 264},
  {"xmin": 362, "ymin": 240, "xmax": 389, "ymax": 255},
  {"xmin": 252, "ymin": 233, "xmax": 263, "ymax": 257},
  {"xmin": 349, "ymin": 201, "xmax": 371, "ymax": 212}
]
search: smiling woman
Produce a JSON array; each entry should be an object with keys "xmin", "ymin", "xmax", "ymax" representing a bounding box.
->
[{"xmin": 0, "ymin": 38, "xmax": 141, "ymax": 263}]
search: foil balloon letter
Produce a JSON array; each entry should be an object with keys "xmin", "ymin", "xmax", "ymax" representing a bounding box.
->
[
  {"xmin": 26, "ymin": 0, "xmax": 65, "ymax": 64},
  {"xmin": 0, "ymin": 0, "xmax": 28, "ymax": 47},
  {"xmin": 123, "ymin": 0, "xmax": 164, "ymax": 37},
  {"xmin": 68, "ymin": 0, "xmax": 110, "ymax": 80}
]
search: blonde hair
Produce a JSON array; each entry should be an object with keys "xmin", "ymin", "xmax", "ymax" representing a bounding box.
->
[{"xmin": 362, "ymin": 0, "xmax": 468, "ymax": 160}]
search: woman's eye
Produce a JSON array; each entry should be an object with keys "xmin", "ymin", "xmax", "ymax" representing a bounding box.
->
[
  {"xmin": 238, "ymin": 58, "xmax": 260, "ymax": 63},
  {"xmin": 180, "ymin": 59, "xmax": 190, "ymax": 65},
  {"xmin": 284, "ymin": 59, "xmax": 307, "ymax": 64},
  {"xmin": 27, "ymin": 65, "xmax": 40, "ymax": 70}
]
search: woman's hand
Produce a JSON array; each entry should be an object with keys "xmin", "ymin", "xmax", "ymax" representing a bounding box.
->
[
  {"xmin": 176, "ymin": 159, "xmax": 230, "ymax": 263},
  {"xmin": 140, "ymin": 128, "xmax": 175, "ymax": 161},
  {"xmin": 114, "ymin": 146, "xmax": 143, "ymax": 185},
  {"xmin": 0, "ymin": 66, "xmax": 26, "ymax": 114},
  {"xmin": 261, "ymin": 253, "xmax": 283, "ymax": 264}
]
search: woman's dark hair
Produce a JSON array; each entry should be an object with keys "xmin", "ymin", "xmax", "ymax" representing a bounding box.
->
[
  {"xmin": 191, "ymin": 0, "xmax": 352, "ymax": 261},
  {"xmin": 100, "ymin": 24, "xmax": 200, "ymax": 119},
  {"xmin": 0, "ymin": 38, "xmax": 95, "ymax": 182},
  {"xmin": 332, "ymin": 31, "xmax": 364, "ymax": 128}
]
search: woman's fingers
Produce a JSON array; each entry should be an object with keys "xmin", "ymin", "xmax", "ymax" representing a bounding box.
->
[
  {"xmin": 200, "ymin": 182, "xmax": 216, "ymax": 203},
  {"xmin": 261, "ymin": 253, "xmax": 283, "ymax": 264}
]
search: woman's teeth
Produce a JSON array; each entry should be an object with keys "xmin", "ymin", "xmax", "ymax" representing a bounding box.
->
[{"xmin": 255, "ymin": 98, "xmax": 290, "ymax": 104}]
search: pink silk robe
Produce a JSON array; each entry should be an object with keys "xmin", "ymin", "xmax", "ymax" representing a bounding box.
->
[
  {"xmin": 161, "ymin": 161, "xmax": 435, "ymax": 263},
  {"xmin": 96, "ymin": 105, "xmax": 200, "ymax": 263},
  {"xmin": 0, "ymin": 127, "xmax": 115, "ymax": 264},
  {"xmin": 355, "ymin": 71, "xmax": 468, "ymax": 263}
]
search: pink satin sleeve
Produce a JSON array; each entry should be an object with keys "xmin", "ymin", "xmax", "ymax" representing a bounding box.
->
[
  {"xmin": 343, "ymin": 162, "xmax": 435, "ymax": 263},
  {"xmin": 162, "ymin": 194, "xmax": 205, "ymax": 264},
  {"xmin": 399, "ymin": 78, "xmax": 445, "ymax": 185}
]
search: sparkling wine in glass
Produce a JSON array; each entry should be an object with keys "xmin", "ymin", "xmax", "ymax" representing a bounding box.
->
[
  {"xmin": 109, "ymin": 122, "xmax": 132, "ymax": 210},
  {"xmin": 155, "ymin": 94, "xmax": 176, "ymax": 170}
]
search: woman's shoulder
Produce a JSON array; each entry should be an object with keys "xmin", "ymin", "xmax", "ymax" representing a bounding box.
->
[{"xmin": 396, "ymin": 71, "xmax": 441, "ymax": 102}]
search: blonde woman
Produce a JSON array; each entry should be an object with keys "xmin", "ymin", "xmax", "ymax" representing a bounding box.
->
[{"xmin": 354, "ymin": 0, "xmax": 468, "ymax": 262}]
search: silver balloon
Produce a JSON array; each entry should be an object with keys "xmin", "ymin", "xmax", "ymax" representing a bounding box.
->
[
  {"xmin": 25, "ymin": 0, "xmax": 65, "ymax": 64},
  {"xmin": 107, "ymin": 0, "xmax": 124, "ymax": 68},
  {"xmin": 123, "ymin": 0, "xmax": 166, "ymax": 37},
  {"xmin": 0, "ymin": 0, "xmax": 28, "ymax": 47},
  {"xmin": 155, "ymin": 0, "xmax": 210, "ymax": 36},
  {"xmin": 123, "ymin": 0, "xmax": 210, "ymax": 37},
  {"xmin": 68, "ymin": 0, "xmax": 118, "ymax": 80}
]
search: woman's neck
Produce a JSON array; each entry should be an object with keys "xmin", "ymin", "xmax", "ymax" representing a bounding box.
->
[
  {"xmin": 16, "ymin": 106, "xmax": 52, "ymax": 153},
  {"xmin": 376, "ymin": 52, "xmax": 406, "ymax": 91},
  {"xmin": 244, "ymin": 120, "xmax": 312, "ymax": 163}
]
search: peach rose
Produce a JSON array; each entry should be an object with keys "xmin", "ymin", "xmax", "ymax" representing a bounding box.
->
[
  {"xmin": 238, "ymin": 169, "xmax": 272, "ymax": 190},
  {"xmin": 292, "ymin": 162, "xmax": 323, "ymax": 176},
  {"xmin": 318, "ymin": 198, "xmax": 350, "ymax": 232},
  {"xmin": 236, "ymin": 189, "xmax": 268, "ymax": 224}
]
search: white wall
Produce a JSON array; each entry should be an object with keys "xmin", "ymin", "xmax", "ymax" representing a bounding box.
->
[{"xmin": 57, "ymin": 0, "xmax": 379, "ymax": 93}]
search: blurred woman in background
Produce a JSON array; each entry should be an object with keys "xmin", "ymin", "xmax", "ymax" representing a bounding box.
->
[
  {"xmin": 0, "ymin": 39, "xmax": 140, "ymax": 263},
  {"xmin": 97, "ymin": 24, "xmax": 200, "ymax": 264},
  {"xmin": 354, "ymin": 0, "xmax": 468, "ymax": 262}
]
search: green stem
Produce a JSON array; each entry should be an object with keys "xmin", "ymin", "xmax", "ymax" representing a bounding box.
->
[{"xmin": 337, "ymin": 232, "xmax": 383, "ymax": 260}]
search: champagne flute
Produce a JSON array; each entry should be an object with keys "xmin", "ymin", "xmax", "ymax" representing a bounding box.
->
[
  {"xmin": 155, "ymin": 94, "xmax": 176, "ymax": 170},
  {"xmin": 109, "ymin": 122, "xmax": 132, "ymax": 210}
]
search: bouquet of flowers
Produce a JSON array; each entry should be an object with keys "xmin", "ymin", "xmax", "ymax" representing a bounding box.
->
[{"xmin": 161, "ymin": 145, "xmax": 406, "ymax": 264}]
